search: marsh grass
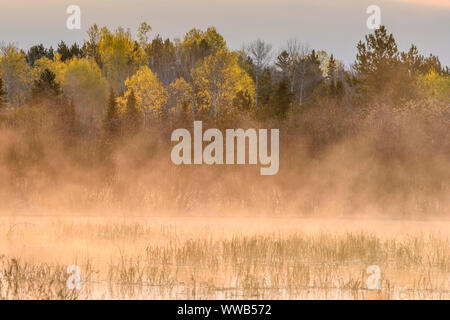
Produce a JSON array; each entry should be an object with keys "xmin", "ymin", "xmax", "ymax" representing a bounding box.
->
[{"xmin": 0, "ymin": 217, "xmax": 448, "ymax": 299}]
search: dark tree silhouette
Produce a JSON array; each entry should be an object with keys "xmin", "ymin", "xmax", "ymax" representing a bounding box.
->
[
  {"xmin": 0, "ymin": 77, "xmax": 7, "ymax": 108},
  {"xmin": 31, "ymin": 69, "xmax": 61, "ymax": 101}
]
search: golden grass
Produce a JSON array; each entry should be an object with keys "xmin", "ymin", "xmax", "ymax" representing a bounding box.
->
[{"xmin": 0, "ymin": 216, "xmax": 449, "ymax": 300}]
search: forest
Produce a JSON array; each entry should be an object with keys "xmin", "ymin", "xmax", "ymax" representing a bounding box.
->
[
  {"xmin": 0, "ymin": 23, "xmax": 449, "ymax": 217},
  {"xmin": 0, "ymin": 20, "xmax": 449, "ymax": 300}
]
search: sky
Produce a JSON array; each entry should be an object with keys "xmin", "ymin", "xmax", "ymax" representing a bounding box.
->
[{"xmin": 0, "ymin": 0, "xmax": 449, "ymax": 67}]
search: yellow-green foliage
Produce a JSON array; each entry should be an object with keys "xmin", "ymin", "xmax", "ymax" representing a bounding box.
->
[
  {"xmin": 0, "ymin": 45, "xmax": 32, "ymax": 105},
  {"xmin": 99, "ymin": 27, "xmax": 147, "ymax": 93},
  {"xmin": 192, "ymin": 48, "xmax": 255, "ymax": 115},
  {"xmin": 118, "ymin": 65, "xmax": 168, "ymax": 118},
  {"xmin": 169, "ymin": 78, "xmax": 193, "ymax": 114},
  {"xmin": 418, "ymin": 71, "xmax": 450, "ymax": 103},
  {"xmin": 34, "ymin": 56, "xmax": 109, "ymax": 125}
]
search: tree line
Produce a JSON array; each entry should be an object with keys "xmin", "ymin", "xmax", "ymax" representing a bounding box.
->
[{"xmin": 0, "ymin": 23, "xmax": 449, "ymax": 140}]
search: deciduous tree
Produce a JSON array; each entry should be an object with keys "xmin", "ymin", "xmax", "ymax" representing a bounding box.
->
[
  {"xmin": 98, "ymin": 27, "xmax": 147, "ymax": 93},
  {"xmin": 119, "ymin": 65, "xmax": 168, "ymax": 123},
  {"xmin": 191, "ymin": 48, "xmax": 254, "ymax": 117},
  {"xmin": 0, "ymin": 44, "xmax": 33, "ymax": 106},
  {"xmin": 246, "ymin": 39, "xmax": 272, "ymax": 108}
]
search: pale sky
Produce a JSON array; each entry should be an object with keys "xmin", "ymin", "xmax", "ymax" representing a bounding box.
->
[{"xmin": 0, "ymin": 0, "xmax": 449, "ymax": 66}]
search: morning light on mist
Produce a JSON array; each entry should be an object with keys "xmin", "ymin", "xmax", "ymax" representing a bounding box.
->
[{"xmin": 0, "ymin": 0, "xmax": 449, "ymax": 308}]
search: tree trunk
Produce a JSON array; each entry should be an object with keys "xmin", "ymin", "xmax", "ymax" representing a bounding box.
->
[
  {"xmin": 300, "ymin": 80, "xmax": 304, "ymax": 105},
  {"xmin": 191, "ymin": 96, "xmax": 195, "ymax": 120},
  {"xmin": 255, "ymin": 75, "xmax": 259, "ymax": 108},
  {"xmin": 213, "ymin": 89, "xmax": 217, "ymax": 116}
]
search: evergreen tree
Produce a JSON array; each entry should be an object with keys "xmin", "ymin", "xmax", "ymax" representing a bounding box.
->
[
  {"xmin": 326, "ymin": 54, "xmax": 336, "ymax": 85},
  {"xmin": 355, "ymin": 26, "xmax": 399, "ymax": 77},
  {"xmin": 354, "ymin": 26, "xmax": 400, "ymax": 96},
  {"xmin": 401, "ymin": 44, "xmax": 443, "ymax": 75},
  {"xmin": 104, "ymin": 89, "xmax": 120, "ymax": 136},
  {"xmin": 258, "ymin": 67, "xmax": 273, "ymax": 108},
  {"xmin": 276, "ymin": 51, "xmax": 290, "ymax": 74},
  {"xmin": 57, "ymin": 41, "xmax": 72, "ymax": 62},
  {"xmin": 31, "ymin": 69, "xmax": 61, "ymax": 101},
  {"xmin": 271, "ymin": 77, "xmax": 291, "ymax": 119},
  {"xmin": 124, "ymin": 89, "xmax": 141, "ymax": 132},
  {"xmin": 70, "ymin": 43, "xmax": 83, "ymax": 59},
  {"xmin": 26, "ymin": 44, "xmax": 54, "ymax": 66},
  {"xmin": 309, "ymin": 50, "xmax": 321, "ymax": 68},
  {"xmin": 326, "ymin": 54, "xmax": 345, "ymax": 99}
]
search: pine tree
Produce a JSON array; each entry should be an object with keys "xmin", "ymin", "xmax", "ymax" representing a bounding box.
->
[
  {"xmin": 271, "ymin": 77, "xmax": 291, "ymax": 119},
  {"xmin": 125, "ymin": 89, "xmax": 141, "ymax": 132},
  {"xmin": 326, "ymin": 54, "xmax": 338, "ymax": 98},
  {"xmin": 354, "ymin": 26, "xmax": 400, "ymax": 96},
  {"xmin": 104, "ymin": 89, "xmax": 120, "ymax": 136},
  {"xmin": 31, "ymin": 69, "xmax": 61, "ymax": 101},
  {"xmin": 57, "ymin": 41, "xmax": 72, "ymax": 62},
  {"xmin": 275, "ymin": 51, "xmax": 290, "ymax": 74},
  {"xmin": 26, "ymin": 44, "xmax": 54, "ymax": 66},
  {"xmin": 355, "ymin": 26, "xmax": 399, "ymax": 78},
  {"xmin": 327, "ymin": 54, "xmax": 337, "ymax": 86}
]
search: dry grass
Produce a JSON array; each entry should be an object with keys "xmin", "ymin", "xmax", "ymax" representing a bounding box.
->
[{"xmin": 0, "ymin": 216, "xmax": 448, "ymax": 300}]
